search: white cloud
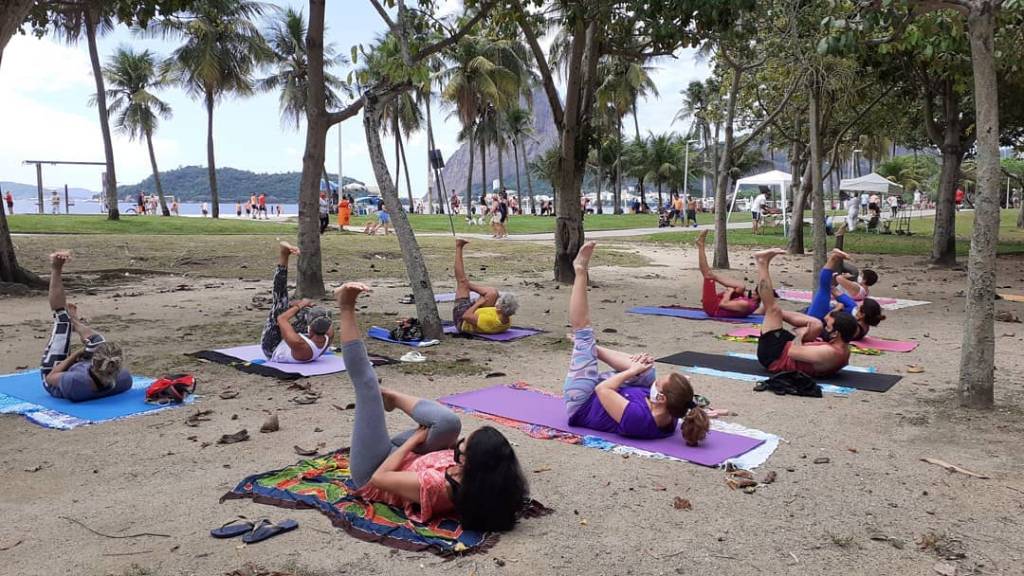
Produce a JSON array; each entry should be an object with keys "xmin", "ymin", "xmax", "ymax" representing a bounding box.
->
[{"xmin": 1, "ymin": 34, "xmax": 93, "ymax": 93}]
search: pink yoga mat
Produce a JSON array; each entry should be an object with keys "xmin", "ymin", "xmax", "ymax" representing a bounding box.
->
[
  {"xmin": 725, "ymin": 327, "xmax": 919, "ymax": 353},
  {"xmin": 440, "ymin": 385, "xmax": 764, "ymax": 467},
  {"xmin": 778, "ymin": 289, "xmax": 897, "ymax": 306},
  {"xmin": 215, "ymin": 345, "xmax": 347, "ymax": 376}
]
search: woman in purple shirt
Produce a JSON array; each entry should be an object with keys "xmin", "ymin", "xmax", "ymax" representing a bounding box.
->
[{"xmin": 564, "ymin": 241, "xmax": 710, "ymax": 444}]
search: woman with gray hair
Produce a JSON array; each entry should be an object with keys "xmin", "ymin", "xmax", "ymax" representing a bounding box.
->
[
  {"xmin": 40, "ymin": 251, "xmax": 132, "ymax": 402},
  {"xmin": 451, "ymin": 239, "xmax": 518, "ymax": 335}
]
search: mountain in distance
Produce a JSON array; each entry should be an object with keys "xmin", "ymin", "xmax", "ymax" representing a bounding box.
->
[
  {"xmin": 117, "ymin": 166, "xmax": 364, "ymax": 203},
  {"xmin": 1, "ymin": 181, "xmax": 97, "ymax": 199},
  {"xmin": 439, "ymin": 87, "xmax": 560, "ymax": 199}
]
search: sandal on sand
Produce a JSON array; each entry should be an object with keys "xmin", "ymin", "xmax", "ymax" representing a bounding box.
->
[
  {"xmin": 242, "ymin": 519, "xmax": 299, "ymax": 544},
  {"xmin": 210, "ymin": 518, "xmax": 256, "ymax": 538},
  {"xmin": 400, "ymin": 351, "xmax": 427, "ymax": 363}
]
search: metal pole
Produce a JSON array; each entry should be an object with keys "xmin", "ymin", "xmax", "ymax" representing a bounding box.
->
[
  {"xmin": 35, "ymin": 163, "xmax": 43, "ymax": 214},
  {"xmin": 337, "ymin": 123, "xmax": 343, "ymax": 195},
  {"xmin": 683, "ymin": 144, "xmax": 690, "ymax": 198},
  {"xmin": 64, "ymin": 184, "xmax": 69, "ymax": 215}
]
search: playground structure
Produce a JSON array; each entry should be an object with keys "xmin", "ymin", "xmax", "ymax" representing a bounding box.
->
[{"xmin": 22, "ymin": 159, "xmax": 106, "ymax": 214}]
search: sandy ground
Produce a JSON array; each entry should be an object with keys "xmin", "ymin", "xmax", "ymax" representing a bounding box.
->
[{"xmin": 1, "ymin": 235, "xmax": 1024, "ymax": 576}]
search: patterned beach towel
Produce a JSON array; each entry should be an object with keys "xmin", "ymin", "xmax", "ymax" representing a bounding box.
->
[{"xmin": 223, "ymin": 448, "xmax": 550, "ymax": 556}]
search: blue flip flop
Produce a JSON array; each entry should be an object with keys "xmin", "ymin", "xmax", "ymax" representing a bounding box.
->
[
  {"xmin": 241, "ymin": 519, "xmax": 299, "ymax": 544},
  {"xmin": 210, "ymin": 518, "xmax": 255, "ymax": 538}
]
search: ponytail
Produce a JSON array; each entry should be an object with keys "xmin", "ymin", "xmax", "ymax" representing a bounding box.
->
[{"xmin": 681, "ymin": 407, "xmax": 710, "ymax": 447}]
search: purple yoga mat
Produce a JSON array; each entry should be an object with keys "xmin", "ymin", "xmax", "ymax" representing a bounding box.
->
[
  {"xmin": 726, "ymin": 327, "xmax": 919, "ymax": 353},
  {"xmin": 442, "ymin": 323, "xmax": 543, "ymax": 341},
  {"xmin": 215, "ymin": 345, "xmax": 347, "ymax": 376},
  {"xmin": 628, "ymin": 306, "xmax": 763, "ymax": 324},
  {"xmin": 440, "ymin": 385, "xmax": 764, "ymax": 467}
]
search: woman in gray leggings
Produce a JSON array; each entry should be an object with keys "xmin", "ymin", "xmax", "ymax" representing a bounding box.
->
[{"xmin": 335, "ymin": 282, "xmax": 529, "ymax": 531}]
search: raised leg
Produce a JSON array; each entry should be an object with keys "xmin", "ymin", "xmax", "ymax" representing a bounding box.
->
[
  {"xmin": 569, "ymin": 241, "xmax": 596, "ymax": 331},
  {"xmin": 260, "ymin": 242, "xmax": 298, "ymax": 357},
  {"xmin": 40, "ymin": 252, "xmax": 73, "ymax": 380},
  {"xmin": 453, "ymin": 239, "xmax": 471, "ymax": 299},
  {"xmin": 754, "ymin": 248, "xmax": 787, "ymax": 334},
  {"xmin": 384, "ymin": 389, "xmax": 462, "ymax": 454},
  {"xmin": 781, "ymin": 310, "xmax": 823, "ymax": 342}
]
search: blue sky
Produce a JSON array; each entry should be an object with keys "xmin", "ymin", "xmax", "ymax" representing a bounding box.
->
[{"xmin": 0, "ymin": 1, "xmax": 709, "ymax": 193}]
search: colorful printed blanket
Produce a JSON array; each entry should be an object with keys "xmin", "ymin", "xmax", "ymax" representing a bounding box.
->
[{"xmin": 223, "ymin": 448, "xmax": 550, "ymax": 556}]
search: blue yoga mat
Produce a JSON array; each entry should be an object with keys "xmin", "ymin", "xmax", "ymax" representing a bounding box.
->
[
  {"xmin": 0, "ymin": 370, "xmax": 164, "ymax": 422},
  {"xmin": 627, "ymin": 306, "xmax": 763, "ymax": 324},
  {"xmin": 367, "ymin": 326, "xmax": 439, "ymax": 348}
]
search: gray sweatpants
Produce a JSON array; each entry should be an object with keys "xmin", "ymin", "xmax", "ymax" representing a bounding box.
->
[{"xmin": 342, "ymin": 339, "xmax": 461, "ymax": 488}]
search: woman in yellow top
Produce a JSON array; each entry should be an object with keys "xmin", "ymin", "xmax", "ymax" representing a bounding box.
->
[
  {"xmin": 451, "ymin": 238, "xmax": 519, "ymax": 334},
  {"xmin": 338, "ymin": 194, "xmax": 351, "ymax": 229}
]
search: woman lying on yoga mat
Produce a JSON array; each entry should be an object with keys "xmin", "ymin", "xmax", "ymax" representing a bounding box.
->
[
  {"xmin": 259, "ymin": 242, "xmax": 333, "ymax": 363},
  {"xmin": 755, "ymin": 248, "xmax": 858, "ymax": 377},
  {"xmin": 802, "ymin": 248, "xmax": 885, "ymax": 339},
  {"xmin": 695, "ymin": 230, "xmax": 762, "ymax": 318},
  {"xmin": 566, "ymin": 241, "xmax": 710, "ymax": 445},
  {"xmin": 830, "ymin": 224, "xmax": 878, "ymax": 300},
  {"xmin": 452, "ymin": 238, "xmax": 519, "ymax": 334},
  {"xmin": 336, "ymin": 282, "xmax": 528, "ymax": 531},
  {"xmin": 40, "ymin": 251, "xmax": 132, "ymax": 402}
]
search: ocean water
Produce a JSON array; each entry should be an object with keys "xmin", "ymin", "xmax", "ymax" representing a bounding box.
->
[{"xmin": 6, "ymin": 199, "xmax": 301, "ymax": 218}]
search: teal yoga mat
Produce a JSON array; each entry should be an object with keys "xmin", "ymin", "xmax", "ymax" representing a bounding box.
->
[{"xmin": 0, "ymin": 370, "xmax": 168, "ymax": 422}]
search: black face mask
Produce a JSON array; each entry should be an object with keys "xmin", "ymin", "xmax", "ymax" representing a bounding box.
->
[{"xmin": 444, "ymin": 469, "xmax": 461, "ymax": 498}]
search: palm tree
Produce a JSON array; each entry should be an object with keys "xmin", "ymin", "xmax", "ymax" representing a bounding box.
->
[
  {"xmin": 258, "ymin": 7, "xmax": 348, "ymax": 129},
  {"xmin": 597, "ymin": 57, "xmax": 658, "ymax": 213},
  {"xmin": 646, "ymin": 133, "xmax": 680, "ymax": 209},
  {"xmin": 530, "ymin": 146, "xmax": 561, "ymax": 212},
  {"xmin": 504, "ymin": 106, "xmax": 533, "ymax": 213},
  {"xmin": 52, "ymin": 2, "xmax": 119, "ymax": 219},
  {"xmin": 102, "ymin": 47, "xmax": 173, "ymax": 216},
  {"xmin": 623, "ymin": 136, "xmax": 651, "ymax": 207},
  {"xmin": 160, "ymin": 0, "xmax": 271, "ymax": 218}
]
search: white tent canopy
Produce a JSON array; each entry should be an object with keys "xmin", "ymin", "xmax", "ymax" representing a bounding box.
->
[
  {"xmin": 839, "ymin": 173, "xmax": 903, "ymax": 195},
  {"xmin": 727, "ymin": 169, "xmax": 792, "ymax": 233}
]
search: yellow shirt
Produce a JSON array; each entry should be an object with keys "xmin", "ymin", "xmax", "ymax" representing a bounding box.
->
[{"xmin": 461, "ymin": 307, "xmax": 511, "ymax": 334}]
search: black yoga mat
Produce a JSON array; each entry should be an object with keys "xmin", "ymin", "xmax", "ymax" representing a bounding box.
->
[{"xmin": 656, "ymin": 351, "xmax": 902, "ymax": 393}]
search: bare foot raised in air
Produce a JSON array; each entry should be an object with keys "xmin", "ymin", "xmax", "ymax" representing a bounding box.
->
[
  {"xmin": 279, "ymin": 241, "xmax": 300, "ymax": 256},
  {"xmin": 380, "ymin": 387, "xmax": 395, "ymax": 409},
  {"xmin": 753, "ymin": 248, "xmax": 787, "ymax": 264},
  {"xmin": 830, "ymin": 248, "xmax": 851, "ymax": 260},
  {"xmin": 573, "ymin": 241, "xmax": 597, "ymax": 272},
  {"xmin": 696, "ymin": 229, "xmax": 708, "ymax": 248},
  {"xmin": 455, "ymin": 238, "xmax": 469, "ymax": 249},
  {"xmin": 334, "ymin": 282, "xmax": 371, "ymax": 308},
  {"xmin": 50, "ymin": 250, "xmax": 71, "ymax": 269}
]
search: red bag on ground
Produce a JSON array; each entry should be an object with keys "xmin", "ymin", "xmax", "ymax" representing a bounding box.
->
[{"xmin": 145, "ymin": 374, "xmax": 196, "ymax": 404}]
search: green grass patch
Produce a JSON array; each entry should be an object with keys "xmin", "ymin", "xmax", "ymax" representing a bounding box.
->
[
  {"xmin": 7, "ymin": 214, "xmax": 296, "ymax": 235},
  {"xmin": 349, "ymin": 211, "xmax": 750, "ymax": 235},
  {"xmin": 642, "ymin": 210, "xmax": 1024, "ymax": 256}
]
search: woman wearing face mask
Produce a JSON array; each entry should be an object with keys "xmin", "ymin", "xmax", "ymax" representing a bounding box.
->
[
  {"xmin": 563, "ymin": 241, "xmax": 710, "ymax": 445},
  {"xmin": 334, "ymin": 282, "xmax": 529, "ymax": 532}
]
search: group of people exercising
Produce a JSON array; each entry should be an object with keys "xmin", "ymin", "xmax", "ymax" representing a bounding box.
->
[{"xmin": 38, "ymin": 230, "xmax": 885, "ymax": 532}]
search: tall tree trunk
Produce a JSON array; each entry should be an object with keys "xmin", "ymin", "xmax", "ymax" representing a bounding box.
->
[
  {"xmin": 85, "ymin": 8, "xmax": 119, "ymax": 221},
  {"xmin": 809, "ymin": 84, "xmax": 827, "ymax": 276},
  {"xmin": 932, "ymin": 81, "xmax": 964, "ymax": 266},
  {"xmin": 933, "ymin": 145, "xmax": 964, "ymax": 264},
  {"xmin": 497, "ymin": 139, "xmax": 505, "ymax": 192},
  {"xmin": 512, "ymin": 137, "xmax": 523, "ymax": 212},
  {"xmin": 145, "ymin": 130, "xmax": 170, "ymax": 216},
  {"xmin": 205, "ymin": 90, "xmax": 220, "ymax": 219},
  {"xmin": 713, "ymin": 60, "xmax": 741, "ymax": 269},
  {"xmin": 522, "ymin": 139, "xmax": 535, "ymax": 214},
  {"xmin": 788, "ymin": 159, "xmax": 810, "ymax": 254},
  {"xmin": 632, "ymin": 99, "xmax": 641, "ymax": 141},
  {"xmin": 426, "ymin": 94, "xmax": 442, "ymax": 214},
  {"xmin": 296, "ymin": 0, "xmax": 329, "ymax": 298},
  {"xmin": 0, "ymin": 200, "xmax": 43, "ymax": 286},
  {"xmin": 656, "ymin": 181, "xmax": 663, "ymax": 211},
  {"xmin": 465, "ymin": 128, "xmax": 474, "ymax": 213},
  {"xmin": 393, "ymin": 111, "xmax": 402, "ymax": 201},
  {"xmin": 959, "ymin": 4, "xmax": 999, "ymax": 409},
  {"xmin": 398, "ymin": 132, "xmax": 414, "ymax": 211},
  {"xmin": 614, "ymin": 114, "xmax": 623, "ymax": 214},
  {"xmin": 479, "ymin": 135, "xmax": 488, "ymax": 199},
  {"xmin": 595, "ymin": 170, "xmax": 603, "ymax": 215},
  {"xmin": 364, "ymin": 95, "xmax": 443, "ymax": 339}
]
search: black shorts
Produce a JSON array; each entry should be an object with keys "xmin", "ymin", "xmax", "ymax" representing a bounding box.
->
[
  {"xmin": 452, "ymin": 298, "xmax": 473, "ymax": 331},
  {"xmin": 757, "ymin": 328, "xmax": 795, "ymax": 368}
]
